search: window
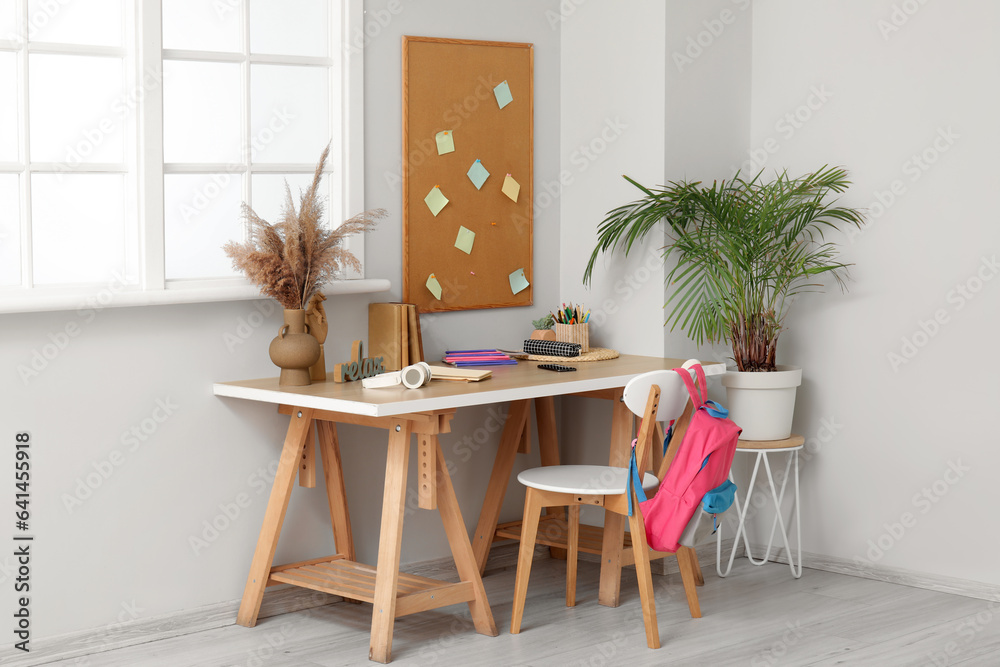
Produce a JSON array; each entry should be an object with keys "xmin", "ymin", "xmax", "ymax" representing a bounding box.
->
[{"xmin": 0, "ymin": 0, "xmax": 367, "ymax": 313}]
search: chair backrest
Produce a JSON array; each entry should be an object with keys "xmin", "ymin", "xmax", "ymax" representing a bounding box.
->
[
  {"xmin": 623, "ymin": 360, "xmax": 725, "ymax": 476},
  {"xmin": 622, "ymin": 360, "xmax": 702, "ymax": 422}
]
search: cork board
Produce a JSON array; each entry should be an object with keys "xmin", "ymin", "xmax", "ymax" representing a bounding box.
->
[{"xmin": 402, "ymin": 35, "xmax": 533, "ymax": 313}]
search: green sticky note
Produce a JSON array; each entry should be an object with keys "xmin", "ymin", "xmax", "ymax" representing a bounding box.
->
[
  {"xmin": 467, "ymin": 159, "xmax": 490, "ymax": 190},
  {"xmin": 494, "ymin": 80, "xmax": 513, "ymax": 109},
  {"xmin": 508, "ymin": 268, "xmax": 529, "ymax": 295},
  {"xmin": 426, "ymin": 274, "xmax": 443, "ymax": 300},
  {"xmin": 454, "ymin": 226, "xmax": 476, "ymax": 255},
  {"xmin": 435, "ymin": 130, "xmax": 455, "ymax": 155},
  {"xmin": 502, "ymin": 174, "xmax": 520, "ymax": 202},
  {"xmin": 424, "ymin": 186, "xmax": 449, "ymax": 216}
]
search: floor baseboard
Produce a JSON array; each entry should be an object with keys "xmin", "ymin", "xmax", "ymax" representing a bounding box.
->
[
  {"xmin": 748, "ymin": 542, "xmax": 1000, "ymax": 602},
  {"xmin": 8, "ymin": 585, "xmax": 342, "ymax": 666}
]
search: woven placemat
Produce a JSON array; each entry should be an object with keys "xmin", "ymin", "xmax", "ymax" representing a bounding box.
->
[{"xmin": 527, "ymin": 347, "xmax": 620, "ymax": 363}]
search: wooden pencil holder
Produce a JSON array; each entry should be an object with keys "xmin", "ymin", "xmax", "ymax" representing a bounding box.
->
[{"xmin": 554, "ymin": 323, "xmax": 589, "ymax": 353}]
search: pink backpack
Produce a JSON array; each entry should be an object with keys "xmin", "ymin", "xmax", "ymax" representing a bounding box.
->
[{"xmin": 628, "ymin": 364, "xmax": 741, "ymax": 553}]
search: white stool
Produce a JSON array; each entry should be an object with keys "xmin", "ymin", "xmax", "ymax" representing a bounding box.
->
[{"xmin": 717, "ymin": 435, "xmax": 804, "ymax": 579}]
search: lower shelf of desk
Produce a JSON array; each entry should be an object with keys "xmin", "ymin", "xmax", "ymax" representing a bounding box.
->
[
  {"xmin": 494, "ymin": 515, "xmax": 640, "ymax": 555},
  {"xmin": 267, "ymin": 556, "xmax": 475, "ymax": 618}
]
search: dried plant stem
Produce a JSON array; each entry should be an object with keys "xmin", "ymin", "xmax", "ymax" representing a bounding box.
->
[{"xmin": 224, "ymin": 145, "xmax": 385, "ymax": 310}]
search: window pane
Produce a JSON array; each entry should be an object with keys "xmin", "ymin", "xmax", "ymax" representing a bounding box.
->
[
  {"xmin": 32, "ymin": 174, "xmax": 125, "ymax": 285},
  {"xmin": 164, "ymin": 174, "xmax": 242, "ymax": 280},
  {"xmin": 251, "ymin": 173, "xmax": 331, "ymax": 225},
  {"xmin": 0, "ymin": 0, "xmax": 17, "ymax": 43},
  {"xmin": 0, "ymin": 52, "xmax": 17, "ymax": 163},
  {"xmin": 27, "ymin": 0, "xmax": 122, "ymax": 47},
  {"xmin": 29, "ymin": 54, "xmax": 125, "ymax": 165},
  {"xmin": 250, "ymin": 65, "xmax": 328, "ymax": 164},
  {"xmin": 250, "ymin": 0, "xmax": 327, "ymax": 57},
  {"xmin": 0, "ymin": 174, "xmax": 19, "ymax": 286},
  {"xmin": 163, "ymin": 60, "xmax": 242, "ymax": 164},
  {"xmin": 163, "ymin": 0, "xmax": 241, "ymax": 53}
]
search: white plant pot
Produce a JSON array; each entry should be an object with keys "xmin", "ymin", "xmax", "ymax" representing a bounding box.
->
[{"xmin": 720, "ymin": 365, "xmax": 802, "ymax": 441}]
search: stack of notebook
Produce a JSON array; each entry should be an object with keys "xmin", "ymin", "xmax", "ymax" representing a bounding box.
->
[
  {"xmin": 442, "ymin": 349, "xmax": 517, "ymax": 367},
  {"xmin": 369, "ymin": 303, "xmax": 424, "ymax": 372}
]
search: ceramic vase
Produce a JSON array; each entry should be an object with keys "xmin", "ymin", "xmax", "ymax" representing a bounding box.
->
[{"xmin": 269, "ymin": 309, "xmax": 321, "ymax": 386}]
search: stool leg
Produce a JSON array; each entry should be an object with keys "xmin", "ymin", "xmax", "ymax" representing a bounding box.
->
[
  {"xmin": 566, "ymin": 504, "xmax": 579, "ymax": 607},
  {"xmin": 511, "ymin": 488, "xmax": 543, "ymax": 634},
  {"xmin": 792, "ymin": 450, "xmax": 802, "ymax": 578},
  {"xmin": 761, "ymin": 452, "xmax": 802, "ymax": 578}
]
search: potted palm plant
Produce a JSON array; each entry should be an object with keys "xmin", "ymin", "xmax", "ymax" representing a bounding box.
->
[{"xmin": 583, "ymin": 166, "xmax": 864, "ymax": 439}]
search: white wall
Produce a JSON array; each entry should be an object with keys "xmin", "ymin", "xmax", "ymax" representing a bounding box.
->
[
  {"xmin": 557, "ymin": 1, "xmax": 666, "ymax": 476},
  {"xmin": 1, "ymin": 0, "xmax": 560, "ymax": 641},
  {"xmin": 750, "ymin": 0, "xmax": 1000, "ymax": 585},
  {"xmin": 662, "ymin": 0, "xmax": 753, "ymax": 364}
]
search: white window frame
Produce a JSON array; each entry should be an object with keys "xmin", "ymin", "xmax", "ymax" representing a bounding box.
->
[{"xmin": 0, "ymin": 0, "xmax": 383, "ymax": 315}]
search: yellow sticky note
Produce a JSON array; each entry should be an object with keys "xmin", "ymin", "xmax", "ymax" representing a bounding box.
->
[
  {"xmin": 435, "ymin": 130, "xmax": 455, "ymax": 155},
  {"xmin": 454, "ymin": 226, "xmax": 475, "ymax": 255},
  {"xmin": 502, "ymin": 174, "xmax": 520, "ymax": 202},
  {"xmin": 424, "ymin": 186, "xmax": 449, "ymax": 216},
  {"xmin": 426, "ymin": 274, "xmax": 443, "ymax": 300},
  {"xmin": 508, "ymin": 268, "xmax": 529, "ymax": 295}
]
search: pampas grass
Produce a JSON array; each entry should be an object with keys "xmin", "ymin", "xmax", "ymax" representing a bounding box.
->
[{"xmin": 224, "ymin": 145, "xmax": 385, "ymax": 310}]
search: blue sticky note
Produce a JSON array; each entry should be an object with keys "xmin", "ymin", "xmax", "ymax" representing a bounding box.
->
[
  {"xmin": 494, "ymin": 80, "xmax": 513, "ymax": 109},
  {"xmin": 467, "ymin": 159, "xmax": 490, "ymax": 190},
  {"xmin": 508, "ymin": 268, "xmax": 529, "ymax": 295}
]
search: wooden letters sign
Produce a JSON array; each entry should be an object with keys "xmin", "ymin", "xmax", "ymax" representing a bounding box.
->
[{"xmin": 333, "ymin": 340, "xmax": 386, "ymax": 383}]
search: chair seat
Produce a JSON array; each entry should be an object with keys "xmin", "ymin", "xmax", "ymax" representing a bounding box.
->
[{"xmin": 517, "ymin": 465, "xmax": 658, "ymax": 495}]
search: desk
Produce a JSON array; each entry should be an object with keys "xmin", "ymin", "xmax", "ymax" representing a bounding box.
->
[{"xmin": 214, "ymin": 354, "xmax": 687, "ymax": 663}]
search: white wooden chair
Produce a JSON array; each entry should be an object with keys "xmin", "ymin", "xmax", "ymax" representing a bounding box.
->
[{"xmin": 509, "ymin": 362, "xmax": 708, "ymax": 649}]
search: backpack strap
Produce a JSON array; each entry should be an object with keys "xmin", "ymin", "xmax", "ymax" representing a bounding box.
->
[
  {"xmin": 626, "ymin": 438, "xmax": 648, "ymax": 516},
  {"xmin": 674, "ymin": 364, "xmax": 707, "ymax": 409}
]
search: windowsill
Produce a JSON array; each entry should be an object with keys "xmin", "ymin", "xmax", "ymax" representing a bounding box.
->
[{"xmin": 0, "ymin": 278, "xmax": 392, "ymax": 315}]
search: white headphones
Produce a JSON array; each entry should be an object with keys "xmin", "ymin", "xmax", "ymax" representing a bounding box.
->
[{"xmin": 362, "ymin": 362, "xmax": 433, "ymax": 389}]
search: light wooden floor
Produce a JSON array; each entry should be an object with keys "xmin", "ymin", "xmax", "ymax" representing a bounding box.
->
[{"xmin": 26, "ymin": 555, "xmax": 1000, "ymax": 666}]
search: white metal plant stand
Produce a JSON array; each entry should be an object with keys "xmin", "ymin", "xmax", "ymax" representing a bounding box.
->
[{"xmin": 717, "ymin": 435, "xmax": 805, "ymax": 579}]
